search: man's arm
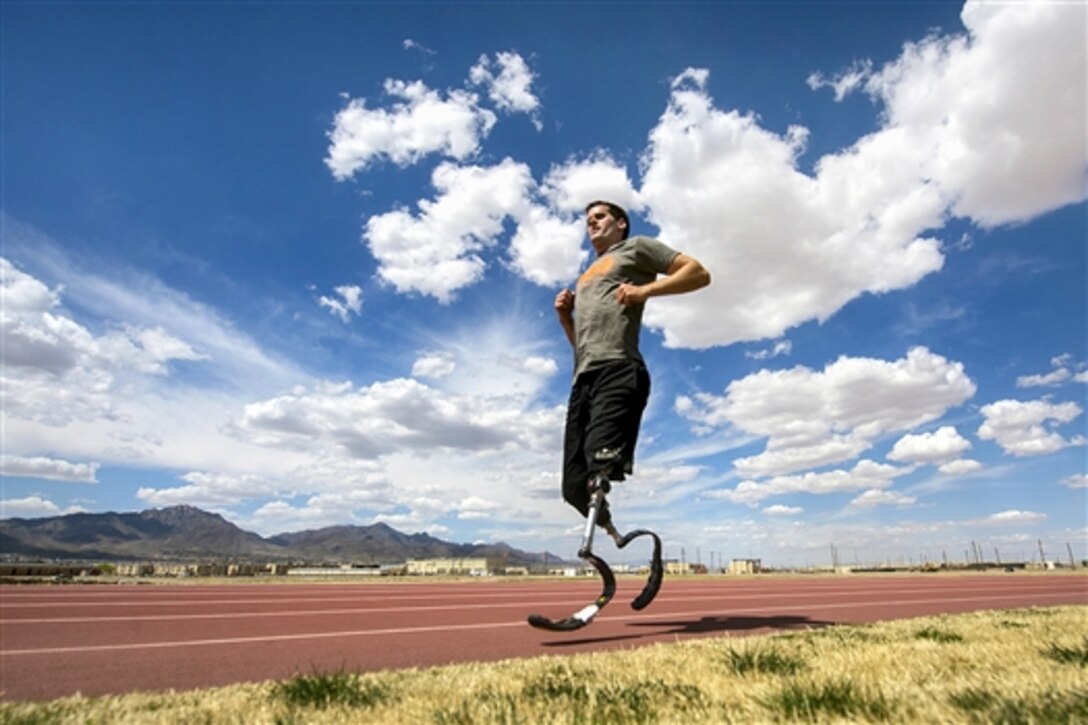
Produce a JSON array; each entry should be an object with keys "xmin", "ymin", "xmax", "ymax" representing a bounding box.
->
[
  {"xmin": 555, "ymin": 288, "xmax": 576, "ymax": 346},
  {"xmin": 615, "ymin": 253, "xmax": 711, "ymax": 306}
]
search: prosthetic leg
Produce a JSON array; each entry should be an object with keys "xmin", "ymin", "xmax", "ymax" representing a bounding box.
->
[{"xmin": 528, "ymin": 473, "xmax": 664, "ymax": 632}]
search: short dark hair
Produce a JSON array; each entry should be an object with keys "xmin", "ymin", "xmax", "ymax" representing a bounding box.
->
[{"xmin": 585, "ymin": 200, "xmax": 630, "ymax": 240}]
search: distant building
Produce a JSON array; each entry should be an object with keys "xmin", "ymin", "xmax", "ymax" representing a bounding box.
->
[
  {"xmin": 727, "ymin": 558, "xmax": 762, "ymax": 575},
  {"xmin": 405, "ymin": 557, "xmax": 489, "ymax": 576}
]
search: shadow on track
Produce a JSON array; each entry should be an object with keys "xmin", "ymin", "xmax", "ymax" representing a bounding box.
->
[
  {"xmin": 540, "ymin": 614, "xmax": 835, "ymax": 648},
  {"xmin": 628, "ymin": 614, "xmax": 837, "ymax": 636}
]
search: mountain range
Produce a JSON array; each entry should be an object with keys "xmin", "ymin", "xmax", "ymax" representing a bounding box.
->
[{"xmin": 0, "ymin": 505, "xmax": 561, "ymax": 567}]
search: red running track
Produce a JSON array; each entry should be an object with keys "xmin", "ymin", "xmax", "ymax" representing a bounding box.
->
[{"xmin": 1, "ymin": 574, "xmax": 1084, "ymax": 701}]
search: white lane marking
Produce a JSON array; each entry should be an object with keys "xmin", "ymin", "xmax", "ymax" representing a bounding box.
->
[
  {"xmin": 1, "ymin": 592, "xmax": 1080, "ymax": 656},
  {"xmin": 1, "ymin": 581, "xmax": 1079, "ymax": 609},
  {"xmin": 2, "ymin": 584, "xmax": 1082, "ymax": 624}
]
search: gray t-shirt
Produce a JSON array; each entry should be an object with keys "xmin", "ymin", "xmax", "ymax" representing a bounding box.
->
[{"xmin": 573, "ymin": 235, "xmax": 680, "ymax": 377}]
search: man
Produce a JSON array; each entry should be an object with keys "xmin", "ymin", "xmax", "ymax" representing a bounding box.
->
[{"xmin": 555, "ymin": 200, "xmax": 710, "ymax": 545}]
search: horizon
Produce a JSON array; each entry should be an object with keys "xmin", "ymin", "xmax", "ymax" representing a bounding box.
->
[{"xmin": 2, "ymin": 0, "xmax": 1085, "ymax": 569}]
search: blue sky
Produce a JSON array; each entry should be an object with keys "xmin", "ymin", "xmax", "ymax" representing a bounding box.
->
[{"xmin": 2, "ymin": 1, "xmax": 1085, "ymax": 568}]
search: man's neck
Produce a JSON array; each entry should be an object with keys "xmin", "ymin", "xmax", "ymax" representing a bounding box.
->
[{"xmin": 593, "ymin": 237, "xmax": 625, "ymax": 257}]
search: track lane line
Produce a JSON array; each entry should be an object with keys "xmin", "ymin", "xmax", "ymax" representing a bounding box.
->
[
  {"xmin": 3, "ymin": 583, "xmax": 1080, "ymax": 624},
  {"xmin": 3, "ymin": 591, "xmax": 1079, "ymax": 657}
]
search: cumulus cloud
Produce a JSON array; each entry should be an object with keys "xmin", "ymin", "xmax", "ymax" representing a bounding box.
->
[
  {"xmin": 1, "ymin": 455, "xmax": 98, "ymax": 483},
  {"xmin": 708, "ymin": 459, "xmax": 911, "ymax": 506},
  {"xmin": 973, "ymin": 509, "xmax": 1048, "ymax": 526},
  {"xmin": 236, "ymin": 377, "xmax": 563, "ymax": 461},
  {"xmin": 326, "ymin": 79, "xmax": 496, "ymax": 179},
  {"xmin": 678, "ymin": 347, "xmax": 976, "ymax": 478},
  {"xmin": 364, "ymin": 159, "xmax": 533, "ymax": 302},
  {"xmin": 412, "ymin": 352, "xmax": 456, "ymax": 379},
  {"xmin": 937, "ymin": 459, "xmax": 982, "ymax": 476},
  {"xmin": 137, "ymin": 471, "xmax": 283, "ymax": 508},
  {"xmin": 1, "ymin": 257, "xmax": 209, "ymax": 426},
  {"xmin": 318, "ymin": 285, "xmax": 363, "ymax": 322},
  {"xmin": 636, "ymin": 1, "xmax": 1084, "ymax": 349},
  {"xmin": 508, "ymin": 153, "xmax": 642, "ymax": 287},
  {"xmin": 1060, "ymin": 473, "xmax": 1088, "ymax": 490},
  {"xmin": 849, "ymin": 489, "xmax": 917, "ymax": 509},
  {"xmin": 469, "ymin": 51, "xmax": 542, "ymax": 127},
  {"xmin": 0, "ymin": 495, "xmax": 78, "ymax": 518},
  {"xmin": 335, "ymin": 4, "xmax": 1083, "ymax": 355},
  {"xmin": 978, "ymin": 399, "xmax": 1086, "ymax": 457},
  {"xmin": 763, "ymin": 504, "xmax": 803, "ymax": 516},
  {"xmin": 1017, "ymin": 356, "xmax": 1085, "ymax": 388},
  {"xmin": 746, "ymin": 340, "xmax": 792, "ymax": 361},
  {"xmin": 639, "ymin": 69, "xmax": 945, "ymax": 349},
  {"xmin": 888, "ymin": 426, "xmax": 972, "ymax": 465}
]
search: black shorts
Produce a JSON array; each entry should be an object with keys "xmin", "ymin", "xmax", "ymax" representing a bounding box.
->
[{"xmin": 561, "ymin": 359, "xmax": 651, "ymax": 525}]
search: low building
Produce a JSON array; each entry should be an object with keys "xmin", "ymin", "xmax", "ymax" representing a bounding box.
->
[
  {"xmin": 727, "ymin": 558, "xmax": 762, "ymax": 575},
  {"xmin": 405, "ymin": 557, "xmax": 490, "ymax": 576}
]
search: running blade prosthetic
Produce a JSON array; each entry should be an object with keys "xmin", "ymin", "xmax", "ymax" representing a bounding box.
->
[{"xmin": 528, "ymin": 483, "xmax": 663, "ymax": 631}]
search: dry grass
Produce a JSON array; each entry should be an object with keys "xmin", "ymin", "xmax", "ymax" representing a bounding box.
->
[{"xmin": 2, "ymin": 605, "xmax": 1085, "ymax": 723}]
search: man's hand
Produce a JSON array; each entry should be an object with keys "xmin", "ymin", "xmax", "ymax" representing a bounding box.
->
[
  {"xmin": 555, "ymin": 289, "xmax": 575, "ymax": 317},
  {"xmin": 615, "ymin": 282, "xmax": 648, "ymax": 306},
  {"xmin": 555, "ymin": 289, "xmax": 576, "ymax": 346}
]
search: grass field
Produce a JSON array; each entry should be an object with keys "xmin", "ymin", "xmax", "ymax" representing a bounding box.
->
[{"xmin": 2, "ymin": 605, "xmax": 1085, "ymax": 723}]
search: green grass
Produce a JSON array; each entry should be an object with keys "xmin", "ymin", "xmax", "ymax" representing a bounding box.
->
[
  {"xmin": 1043, "ymin": 638, "xmax": 1088, "ymax": 666},
  {"xmin": 272, "ymin": 668, "xmax": 390, "ymax": 710},
  {"xmin": 723, "ymin": 644, "xmax": 806, "ymax": 676},
  {"xmin": 913, "ymin": 625, "xmax": 965, "ymax": 643},
  {"xmin": 763, "ymin": 679, "xmax": 894, "ymax": 721}
]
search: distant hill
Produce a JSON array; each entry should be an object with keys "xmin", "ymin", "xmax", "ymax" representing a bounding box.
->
[{"xmin": 0, "ymin": 505, "xmax": 562, "ymax": 567}]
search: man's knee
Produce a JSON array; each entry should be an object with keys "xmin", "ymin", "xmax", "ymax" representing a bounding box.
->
[{"xmin": 592, "ymin": 447, "xmax": 628, "ymax": 482}]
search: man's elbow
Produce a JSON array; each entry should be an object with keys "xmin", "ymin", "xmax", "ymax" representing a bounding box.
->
[{"xmin": 693, "ymin": 262, "xmax": 711, "ymax": 289}]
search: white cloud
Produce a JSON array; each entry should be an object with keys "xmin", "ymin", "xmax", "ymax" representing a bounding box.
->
[
  {"xmin": 1060, "ymin": 473, "xmax": 1087, "ymax": 490},
  {"xmin": 412, "ymin": 352, "xmax": 456, "ymax": 379},
  {"xmin": 978, "ymin": 399, "xmax": 1086, "ymax": 457},
  {"xmin": 937, "ymin": 459, "xmax": 982, "ymax": 476},
  {"xmin": 508, "ymin": 205, "xmax": 587, "ymax": 287},
  {"xmin": 469, "ymin": 51, "xmax": 542, "ymax": 128},
  {"xmin": 1017, "ymin": 356, "xmax": 1085, "ymax": 388},
  {"xmin": 708, "ymin": 459, "xmax": 911, "ymax": 506},
  {"xmin": 635, "ymin": 1, "xmax": 1084, "ymax": 349},
  {"xmin": 1, "ymin": 455, "xmax": 99, "ymax": 483},
  {"xmin": 639, "ymin": 69, "xmax": 945, "ymax": 349},
  {"xmin": 806, "ymin": 59, "xmax": 874, "ymax": 101},
  {"xmin": 522, "ymin": 355, "xmax": 558, "ymax": 377},
  {"xmin": 849, "ymin": 489, "xmax": 917, "ymax": 509},
  {"xmin": 318, "ymin": 285, "xmax": 363, "ymax": 322},
  {"xmin": 746, "ymin": 340, "xmax": 792, "ymax": 361},
  {"xmin": 861, "ymin": 1, "xmax": 1086, "ymax": 227},
  {"xmin": 539, "ymin": 153, "xmax": 643, "ymax": 215},
  {"xmin": 973, "ymin": 510, "xmax": 1048, "ymax": 526},
  {"xmin": 763, "ymin": 504, "xmax": 803, "ymax": 516},
  {"xmin": 679, "ymin": 347, "xmax": 976, "ymax": 478},
  {"xmin": 507, "ymin": 153, "xmax": 642, "ymax": 288},
  {"xmin": 1, "ymin": 257, "xmax": 210, "ymax": 426},
  {"xmin": 137, "ymin": 471, "xmax": 283, "ymax": 508},
  {"xmin": 888, "ymin": 426, "xmax": 972, "ymax": 465},
  {"xmin": 364, "ymin": 159, "xmax": 533, "ymax": 302},
  {"xmin": 325, "ymin": 79, "xmax": 496, "ymax": 179},
  {"xmin": 1017, "ymin": 369, "xmax": 1071, "ymax": 388},
  {"xmin": 0, "ymin": 496, "xmax": 80, "ymax": 518},
  {"xmin": 237, "ymin": 377, "xmax": 563, "ymax": 461}
]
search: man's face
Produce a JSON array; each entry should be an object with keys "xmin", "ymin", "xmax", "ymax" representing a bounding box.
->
[{"xmin": 586, "ymin": 204, "xmax": 626, "ymax": 252}]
